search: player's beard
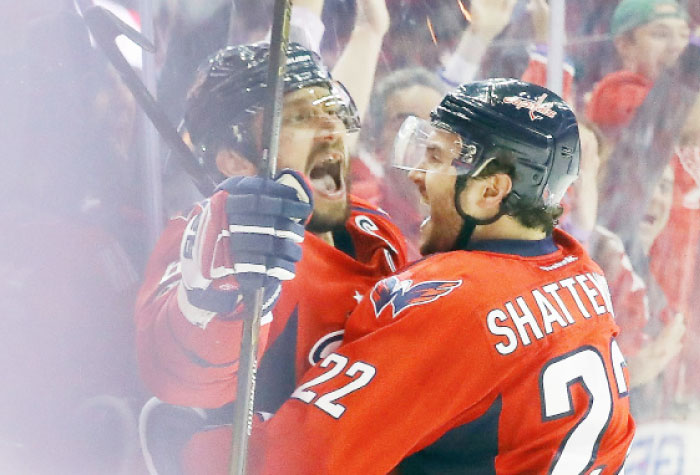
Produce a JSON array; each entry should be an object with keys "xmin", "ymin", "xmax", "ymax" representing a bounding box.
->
[
  {"xmin": 418, "ymin": 215, "xmax": 461, "ymax": 255},
  {"xmin": 306, "ymin": 196, "xmax": 351, "ymax": 233},
  {"xmin": 418, "ymin": 192, "xmax": 463, "ymax": 255},
  {"xmin": 305, "ymin": 144, "xmax": 351, "ymax": 233}
]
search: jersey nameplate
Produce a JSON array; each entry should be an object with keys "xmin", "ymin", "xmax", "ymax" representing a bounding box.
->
[{"xmin": 487, "ymin": 273, "xmax": 614, "ymax": 355}]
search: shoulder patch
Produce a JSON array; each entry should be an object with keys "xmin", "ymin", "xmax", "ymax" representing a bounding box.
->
[
  {"xmin": 370, "ymin": 276, "xmax": 462, "ymax": 319},
  {"xmin": 354, "ymin": 215, "xmax": 399, "ymax": 255}
]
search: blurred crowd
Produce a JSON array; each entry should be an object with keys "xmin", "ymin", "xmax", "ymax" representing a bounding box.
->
[{"xmin": 3, "ymin": 0, "xmax": 700, "ymax": 472}]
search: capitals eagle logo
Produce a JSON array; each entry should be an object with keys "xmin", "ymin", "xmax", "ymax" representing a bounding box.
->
[{"xmin": 370, "ymin": 276, "xmax": 462, "ymax": 319}]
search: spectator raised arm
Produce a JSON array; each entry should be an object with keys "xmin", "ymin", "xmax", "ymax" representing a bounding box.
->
[
  {"xmin": 441, "ymin": 0, "xmax": 518, "ymax": 86},
  {"xmin": 330, "ymin": 0, "xmax": 390, "ymax": 121}
]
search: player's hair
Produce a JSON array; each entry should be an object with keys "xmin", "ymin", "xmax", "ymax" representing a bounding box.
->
[{"xmin": 475, "ymin": 150, "xmax": 564, "ymax": 234}]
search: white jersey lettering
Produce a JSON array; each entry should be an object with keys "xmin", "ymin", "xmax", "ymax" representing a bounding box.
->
[
  {"xmin": 487, "ymin": 309, "xmax": 519, "ymax": 355},
  {"xmin": 487, "ymin": 274, "xmax": 614, "ymax": 355}
]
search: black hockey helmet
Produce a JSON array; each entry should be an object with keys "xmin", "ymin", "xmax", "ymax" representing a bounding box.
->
[
  {"xmin": 184, "ymin": 42, "xmax": 360, "ymax": 180},
  {"xmin": 431, "ymin": 78, "xmax": 580, "ymax": 208}
]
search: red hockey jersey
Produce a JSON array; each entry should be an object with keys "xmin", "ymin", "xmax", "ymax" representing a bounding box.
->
[
  {"xmin": 135, "ymin": 196, "xmax": 407, "ymax": 409},
  {"xmin": 247, "ymin": 230, "xmax": 635, "ymax": 474}
]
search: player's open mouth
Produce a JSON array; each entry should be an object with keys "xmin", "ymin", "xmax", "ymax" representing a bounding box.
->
[{"xmin": 309, "ymin": 153, "xmax": 346, "ymax": 199}]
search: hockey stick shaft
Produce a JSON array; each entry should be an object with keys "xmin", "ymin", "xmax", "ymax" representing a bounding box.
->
[
  {"xmin": 260, "ymin": 0, "xmax": 292, "ymax": 180},
  {"xmin": 229, "ymin": 2, "xmax": 293, "ymax": 474},
  {"xmin": 82, "ymin": 6, "xmax": 216, "ymax": 197}
]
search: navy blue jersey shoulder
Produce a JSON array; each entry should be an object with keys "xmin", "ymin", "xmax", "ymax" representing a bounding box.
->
[
  {"xmin": 396, "ymin": 396, "xmax": 502, "ymax": 474},
  {"xmin": 255, "ymin": 307, "xmax": 299, "ymax": 413},
  {"xmin": 466, "ymin": 236, "xmax": 557, "ymax": 257}
]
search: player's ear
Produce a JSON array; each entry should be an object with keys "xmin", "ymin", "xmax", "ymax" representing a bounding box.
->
[
  {"xmin": 480, "ymin": 173, "xmax": 512, "ymax": 209},
  {"xmin": 215, "ymin": 148, "xmax": 258, "ymax": 177}
]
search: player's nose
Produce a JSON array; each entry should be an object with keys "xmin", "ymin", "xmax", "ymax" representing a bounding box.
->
[
  {"xmin": 408, "ymin": 167, "xmax": 426, "ymax": 188},
  {"xmin": 315, "ymin": 113, "xmax": 344, "ymax": 142}
]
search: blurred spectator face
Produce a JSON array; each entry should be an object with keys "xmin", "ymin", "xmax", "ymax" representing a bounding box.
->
[
  {"xmin": 378, "ymin": 85, "xmax": 443, "ymax": 162},
  {"xmin": 639, "ymin": 164, "xmax": 675, "ymax": 253},
  {"xmin": 615, "ymin": 17, "xmax": 690, "ymax": 80}
]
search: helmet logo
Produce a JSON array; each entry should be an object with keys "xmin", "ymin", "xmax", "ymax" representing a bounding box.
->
[{"xmin": 503, "ymin": 93, "xmax": 558, "ymax": 121}]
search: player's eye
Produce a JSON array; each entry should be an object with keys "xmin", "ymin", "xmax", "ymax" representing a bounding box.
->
[
  {"xmin": 287, "ymin": 104, "xmax": 344, "ymax": 126},
  {"xmin": 285, "ymin": 108, "xmax": 315, "ymax": 124},
  {"xmin": 329, "ymin": 107, "xmax": 344, "ymax": 119},
  {"xmin": 426, "ymin": 145, "xmax": 444, "ymax": 164}
]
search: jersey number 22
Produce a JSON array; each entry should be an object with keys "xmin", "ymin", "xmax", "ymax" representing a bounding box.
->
[{"xmin": 291, "ymin": 353, "xmax": 376, "ymax": 419}]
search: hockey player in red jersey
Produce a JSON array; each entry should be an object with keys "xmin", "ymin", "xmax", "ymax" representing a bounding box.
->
[
  {"xmin": 134, "ymin": 43, "xmax": 407, "ymax": 472},
  {"xmin": 237, "ymin": 79, "xmax": 636, "ymax": 474}
]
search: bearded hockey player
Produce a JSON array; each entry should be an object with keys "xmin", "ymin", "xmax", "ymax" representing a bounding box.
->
[
  {"xmin": 244, "ymin": 79, "xmax": 635, "ymax": 474},
  {"xmin": 134, "ymin": 42, "xmax": 407, "ymax": 473}
]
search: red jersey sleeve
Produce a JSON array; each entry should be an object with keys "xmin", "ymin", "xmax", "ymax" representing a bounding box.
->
[{"xmin": 134, "ymin": 214, "xmax": 269, "ymax": 408}]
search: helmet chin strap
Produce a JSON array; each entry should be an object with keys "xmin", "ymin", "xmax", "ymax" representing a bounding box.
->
[{"xmin": 452, "ymin": 174, "xmax": 505, "ymax": 250}]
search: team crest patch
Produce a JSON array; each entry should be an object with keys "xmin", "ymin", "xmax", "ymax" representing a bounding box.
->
[
  {"xmin": 370, "ymin": 276, "xmax": 462, "ymax": 319},
  {"xmin": 502, "ymin": 93, "xmax": 558, "ymax": 121}
]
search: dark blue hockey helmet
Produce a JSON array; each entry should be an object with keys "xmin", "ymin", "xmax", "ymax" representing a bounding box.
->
[
  {"xmin": 184, "ymin": 42, "xmax": 360, "ymax": 181},
  {"xmin": 431, "ymin": 78, "xmax": 580, "ymax": 208}
]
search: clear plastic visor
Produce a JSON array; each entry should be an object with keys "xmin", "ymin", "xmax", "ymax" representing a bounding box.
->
[
  {"xmin": 281, "ymin": 81, "xmax": 361, "ymax": 133},
  {"xmin": 392, "ymin": 116, "xmax": 467, "ymax": 175}
]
